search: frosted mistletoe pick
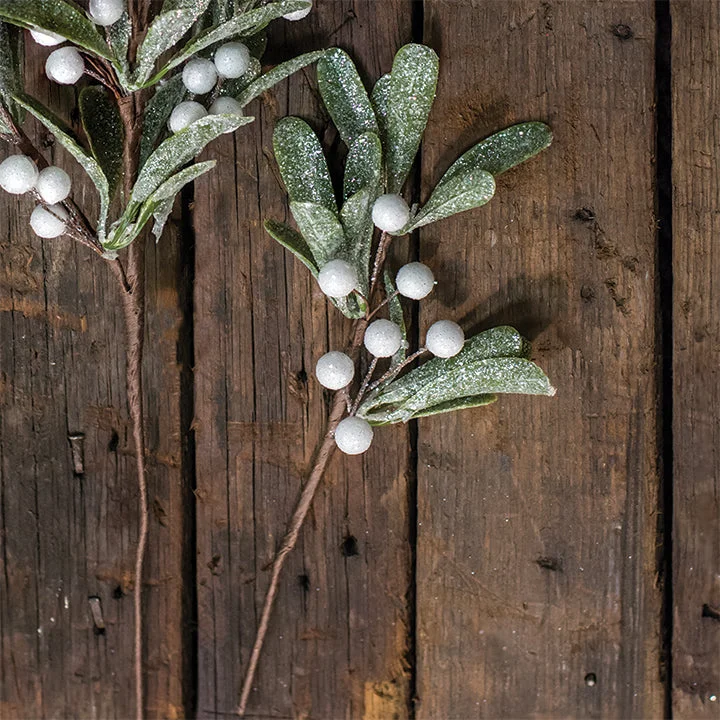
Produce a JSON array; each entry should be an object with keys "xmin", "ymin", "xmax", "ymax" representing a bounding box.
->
[{"xmin": 239, "ymin": 43, "xmax": 555, "ymax": 714}]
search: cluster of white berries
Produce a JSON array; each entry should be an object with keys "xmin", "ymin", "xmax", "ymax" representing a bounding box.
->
[
  {"xmin": 312, "ymin": 260, "xmax": 465, "ymax": 455},
  {"xmin": 168, "ymin": 42, "xmax": 250, "ymax": 134},
  {"xmin": 0, "ymin": 154, "xmax": 72, "ymax": 238}
]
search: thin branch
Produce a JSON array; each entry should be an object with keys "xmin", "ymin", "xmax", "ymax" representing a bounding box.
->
[
  {"xmin": 368, "ymin": 348, "xmax": 428, "ymax": 393},
  {"xmin": 350, "ymin": 356, "xmax": 378, "ymax": 416},
  {"xmin": 369, "ymin": 231, "xmax": 392, "ymax": 295},
  {"xmin": 367, "ymin": 289, "xmax": 399, "ymax": 321}
]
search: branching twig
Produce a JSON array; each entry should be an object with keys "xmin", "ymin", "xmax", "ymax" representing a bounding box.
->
[{"xmin": 350, "ymin": 356, "xmax": 377, "ymax": 416}]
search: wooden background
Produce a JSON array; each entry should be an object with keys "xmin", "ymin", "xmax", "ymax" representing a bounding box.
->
[{"xmin": 1, "ymin": 1, "xmax": 719, "ymax": 718}]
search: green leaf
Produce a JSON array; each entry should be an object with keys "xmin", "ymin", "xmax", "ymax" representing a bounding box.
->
[
  {"xmin": 288, "ymin": 200, "xmax": 344, "ymax": 267},
  {"xmin": 405, "ymin": 394, "xmax": 497, "ymax": 421},
  {"xmin": 13, "ymin": 92, "xmax": 111, "ymax": 241},
  {"xmin": 0, "ymin": 0, "xmax": 111, "ymax": 58},
  {"xmin": 235, "ymin": 50, "xmax": 325, "ymax": 107},
  {"xmin": 219, "ymin": 56, "xmax": 261, "ymax": 99},
  {"xmin": 406, "ymin": 168, "xmax": 495, "ymax": 231},
  {"xmin": 443, "ymin": 122, "xmax": 553, "ymax": 180},
  {"xmin": 317, "ymin": 48, "xmax": 377, "ymax": 148},
  {"xmin": 384, "ymin": 270, "xmax": 406, "ymax": 366},
  {"xmin": 132, "ymin": 113, "xmax": 252, "ymax": 204},
  {"xmin": 106, "ymin": 11, "xmax": 131, "ymax": 81},
  {"xmin": 133, "ymin": 0, "xmax": 212, "ymax": 86},
  {"xmin": 274, "ymin": 117, "xmax": 336, "ymax": 212},
  {"xmin": 149, "ymin": 0, "xmax": 310, "ymax": 86},
  {"xmin": 139, "ymin": 75, "xmax": 187, "ymax": 170},
  {"xmin": 386, "ymin": 44, "xmax": 438, "ymax": 193},
  {"xmin": 79, "ymin": 86, "xmax": 124, "ymax": 199},
  {"xmin": 339, "ymin": 186, "xmax": 374, "ymax": 294},
  {"xmin": 343, "ymin": 131, "xmax": 382, "ymax": 199},
  {"xmin": 264, "ymin": 219, "xmax": 318, "ymax": 275}
]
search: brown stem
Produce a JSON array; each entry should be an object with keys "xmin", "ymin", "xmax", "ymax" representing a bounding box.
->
[{"xmin": 369, "ymin": 231, "xmax": 392, "ymax": 296}]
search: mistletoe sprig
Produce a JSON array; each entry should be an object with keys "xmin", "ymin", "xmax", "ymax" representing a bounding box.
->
[{"xmin": 238, "ymin": 44, "xmax": 554, "ymax": 714}]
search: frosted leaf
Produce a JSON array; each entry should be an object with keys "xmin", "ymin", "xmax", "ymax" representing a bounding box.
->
[
  {"xmin": 139, "ymin": 76, "xmax": 187, "ymax": 169},
  {"xmin": 370, "ymin": 73, "xmax": 390, "ymax": 150},
  {"xmin": 343, "ymin": 131, "xmax": 382, "ymax": 199},
  {"xmin": 274, "ymin": 117, "xmax": 336, "ymax": 212},
  {"xmin": 339, "ymin": 186, "xmax": 374, "ymax": 295},
  {"xmin": 384, "ymin": 270, "xmax": 407, "ymax": 367},
  {"xmin": 317, "ymin": 48, "xmax": 377, "ymax": 148},
  {"xmin": 264, "ymin": 219, "xmax": 318, "ymax": 275},
  {"xmin": 0, "ymin": 0, "xmax": 110, "ymax": 58},
  {"xmin": 218, "ymin": 57, "xmax": 261, "ymax": 100},
  {"xmin": 386, "ymin": 44, "xmax": 438, "ymax": 194},
  {"xmin": 288, "ymin": 200, "xmax": 344, "ymax": 267},
  {"xmin": 408, "ymin": 394, "xmax": 497, "ymax": 421},
  {"xmin": 106, "ymin": 11, "xmax": 131, "ymax": 80},
  {"xmin": 406, "ymin": 167, "xmax": 495, "ymax": 231}
]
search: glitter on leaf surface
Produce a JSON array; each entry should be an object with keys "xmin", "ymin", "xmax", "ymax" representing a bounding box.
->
[{"xmin": 139, "ymin": 76, "xmax": 187, "ymax": 170}]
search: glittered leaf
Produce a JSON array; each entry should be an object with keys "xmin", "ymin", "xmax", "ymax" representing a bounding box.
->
[
  {"xmin": 444, "ymin": 122, "xmax": 553, "ymax": 180},
  {"xmin": 288, "ymin": 200, "xmax": 345, "ymax": 267},
  {"xmin": 139, "ymin": 75, "xmax": 187, "ymax": 170},
  {"xmin": 150, "ymin": 1, "xmax": 310, "ymax": 85},
  {"xmin": 79, "ymin": 86, "xmax": 124, "ymax": 198},
  {"xmin": 371, "ymin": 73, "xmax": 390, "ymax": 142},
  {"xmin": 235, "ymin": 50, "xmax": 325, "ymax": 107},
  {"xmin": 133, "ymin": 0, "xmax": 212, "ymax": 86},
  {"xmin": 274, "ymin": 117, "xmax": 336, "ymax": 212},
  {"xmin": 386, "ymin": 44, "xmax": 438, "ymax": 193},
  {"xmin": 384, "ymin": 270, "xmax": 406, "ymax": 366},
  {"xmin": 106, "ymin": 11, "xmax": 131, "ymax": 81},
  {"xmin": 132, "ymin": 113, "xmax": 252, "ymax": 204},
  {"xmin": 264, "ymin": 219, "xmax": 318, "ymax": 275},
  {"xmin": 406, "ymin": 167, "xmax": 495, "ymax": 231},
  {"xmin": 343, "ymin": 131, "xmax": 382, "ymax": 199},
  {"xmin": 406, "ymin": 394, "xmax": 497, "ymax": 420},
  {"xmin": 0, "ymin": 0, "xmax": 111, "ymax": 58},
  {"xmin": 317, "ymin": 48, "xmax": 377, "ymax": 148},
  {"xmin": 339, "ymin": 186, "xmax": 374, "ymax": 294},
  {"xmin": 13, "ymin": 92, "xmax": 111, "ymax": 241}
]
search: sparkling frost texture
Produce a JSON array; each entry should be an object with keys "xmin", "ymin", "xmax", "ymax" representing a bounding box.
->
[
  {"xmin": 46, "ymin": 46, "xmax": 85, "ymax": 84},
  {"xmin": 36, "ymin": 166, "xmax": 72, "ymax": 204},
  {"xmin": 364, "ymin": 319, "xmax": 403, "ymax": 358},
  {"xmin": 182, "ymin": 57, "xmax": 218, "ymax": 94},
  {"xmin": 30, "ymin": 28, "xmax": 64, "ymax": 46},
  {"xmin": 0, "ymin": 155, "xmax": 38, "ymax": 194},
  {"xmin": 283, "ymin": 3, "xmax": 312, "ymax": 21},
  {"xmin": 168, "ymin": 101, "xmax": 207, "ymax": 133},
  {"xmin": 372, "ymin": 193, "xmax": 410, "ymax": 232},
  {"xmin": 30, "ymin": 204, "xmax": 68, "ymax": 238},
  {"xmin": 315, "ymin": 351, "xmax": 355, "ymax": 390},
  {"xmin": 317, "ymin": 259, "xmax": 358, "ymax": 297},
  {"xmin": 395, "ymin": 262, "xmax": 434, "ymax": 300},
  {"xmin": 209, "ymin": 97, "xmax": 243, "ymax": 116},
  {"xmin": 334, "ymin": 416, "xmax": 373, "ymax": 455},
  {"xmin": 88, "ymin": 0, "xmax": 125, "ymax": 27},
  {"xmin": 213, "ymin": 42, "xmax": 250, "ymax": 79},
  {"xmin": 425, "ymin": 320, "xmax": 465, "ymax": 358}
]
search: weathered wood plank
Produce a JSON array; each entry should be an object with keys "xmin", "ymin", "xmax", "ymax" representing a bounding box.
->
[
  {"xmin": 416, "ymin": 2, "xmax": 663, "ymax": 717},
  {"xmin": 671, "ymin": 2, "xmax": 720, "ymax": 716},
  {"xmin": 0, "ymin": 39, "xmax": 188, "ymax": 719},
  {"xmin": 192, "ymin": 2, "xmax": 414, "ymax": 717}
]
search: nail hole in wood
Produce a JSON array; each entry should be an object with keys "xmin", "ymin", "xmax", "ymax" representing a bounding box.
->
[{"xmin": 341, "ymin": 535, "xmax": 359, "ymax": 557}]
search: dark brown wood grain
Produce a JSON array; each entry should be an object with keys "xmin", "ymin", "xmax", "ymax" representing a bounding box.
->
[
  {"xmin": 192, "ymin": 2, "xmax": 414, "ymax": 717},
  {"xmin": 671, "ymin": 2, "xmax": 720, "ymax": 716},
  {"xmin": 0, "ymin": 41, "xmax": 188, "ymax": 719},
  {"xmin": 415, "ymin": 1, "xmax": 664, "ymax": 717}
]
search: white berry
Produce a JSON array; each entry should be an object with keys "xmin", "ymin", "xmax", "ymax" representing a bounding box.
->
[
  {"xmin": 30, "ymin": 28, "xmax": 65, "ymax": 46},
  {"xmin": 0, "ymin": 155, "xmax": 39, "ymax": 195},
  {"xmin": 36, "ymin": 166, "xmax": 72, "ymax": 204},
  {"xmin": 315, "ymin": 351, "xmax": 355, "ymax": 390},
  {"xmin": 334, "ymin": 416, "xmax": 373, "ymax": 455},
  {"xmin": 425, "ymin": 320, "xmax": 465, "ymax": 358},
  {"xmin": 168, "ymin": 101, "xmax": 208, "ymax": 133},
  {"xmin": 182, "ymin": 58, "xmax": 218, "ymax": 94},
  {"xmin": 372, "ymin": 193, "xmax": 410, "ymax": 233},
  {"xmin": 283, "ymin": 2, "xmax": 312, "ymax": 20},
  {"xmin": 364, "ymin": 319, "xmax": 402, "ymax": 358},
  {"xmin": 45, "ymin": 47, "xmax": 85, "ymax": 85},
  {"xmin": 88, "ymin": 0, "xmax": 125, "ymax": 26},
  {"xmin": 209, "ymin": 97, "xmax": 244, "ymax": 132},
  {"xmin": 396, "ymin": 262, "xmax": 435, "ymax": 300},
  {"xmin": 30, "ymin": 204, "xmax": 69, "ymax": 238},
  {"xmin": 213, "ymin": 42, "xmax": 251, "ymax": 79},
  {"xmin": 317, "ymin": 259, "xmax": 358, "ymax": 298}
]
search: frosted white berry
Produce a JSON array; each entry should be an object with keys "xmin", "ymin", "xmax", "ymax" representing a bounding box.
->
[
  {"xmin": 36, "ymin": 166, "xmax": 72, "ymax": 204},
  {"xmin": 30, "ymin": 204, "xmax": 69, "ymax": 238},
  {"xmin": 209, "ymin": 97, "xmax": 244, "ymax": 134},
  {"xmin": 396, "ymin": 262, "xmax": 435, "ymax": 300},
  {"xmin": 364, "ymin": 319, "xmax": 402, "ymax": 358},
  {"xmin": 317, "ymin": 259, "xmax": 358, "ymax": 298},
  {"xmin": 315, "ymin": 351, "xmax": 355, "ymax": 390},
  {"xmin": 283, "ymin": 2, "xmax": 312, "ymax": 21},
  {"xmin": 372, "ymin": 193, "xmax": 410, "ymax": 233},
  {"xmin": 213, "ymin": 42, "xmax": 251, "ymax": 79},
  {"xmin": 182, "ymin": 58, "xmax": 218, "ymax": 94},
  {"xmin": 0, "ymin": 155, "xmax": 39, "ymax": 195},
  {"xmin": 30, "ymin": 28, "xmax": 65, "ymax": 46},
  {"xmin": 168, "ymin": 101, "xmax": 208, "ymax": 133},
  {"xmin": 88, "ymin": 0, "xmax": 125, "ymax": 26},
  {"xmin": 45, "ymin": 47, "xmax": 85, "ymax": 85},
  {"xmin": 334, "ymin": 416, "xmax": 373, "ymax": 455},
  {"xmin": 425, "ymin": 320, "xmax": 465, "ymax": 358}
]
